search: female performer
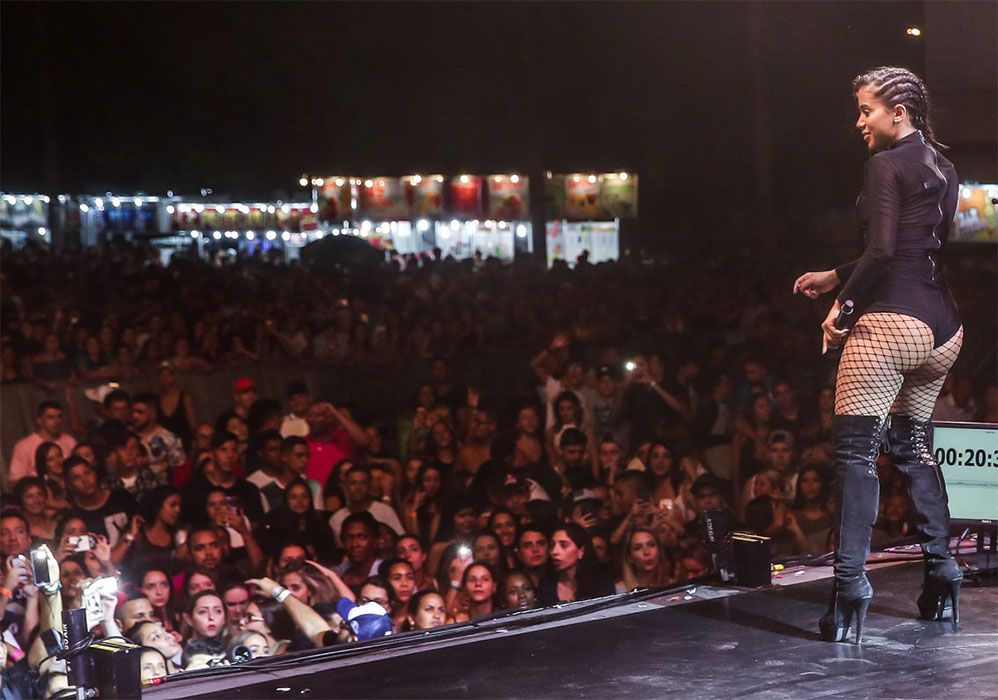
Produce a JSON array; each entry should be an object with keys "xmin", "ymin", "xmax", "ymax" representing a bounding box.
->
[{"xmin": 794, "ymin": 66, "xmax": 963, "ymax": 643}]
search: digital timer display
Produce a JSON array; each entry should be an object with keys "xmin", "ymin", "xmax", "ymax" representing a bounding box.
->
[
  {"xmin": 934, "ymin": 447, "xmax": 998, "ymax": 469},
  {"xmin": 932, "ymin": 421, "xmax": 998, "ymax": 522}
]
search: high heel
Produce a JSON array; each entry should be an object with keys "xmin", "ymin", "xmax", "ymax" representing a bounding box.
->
[
  {"xmin": 917, "ymin": 562, "xmax": 963, "ymax": 622},
  {"xmin": 820, "ymin": 415, "xmax": 884, "ymax": 644},
  {"xmin": 820, "ymin": 575, "xmax": 873, "ymax": 644},
  {"xmin": 886, "ymin": 415, "xmax": 962, "ymax": 622}
]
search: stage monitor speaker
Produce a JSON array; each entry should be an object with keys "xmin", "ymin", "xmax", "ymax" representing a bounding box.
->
[
  {"xmin": 732, "ymin": 533, "xmax": 771, "ymax": 587},
  {"xmin": 91, "ymin": 637, "xmax": 142, "ymax": 699}
]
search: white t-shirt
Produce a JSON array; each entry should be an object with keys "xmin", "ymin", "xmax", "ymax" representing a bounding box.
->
[
  {"xmin": 280, "ymin": 413, "xmax": 309, "ymax": 438},
  {"xmin": 247, "ymin": 470, "xmax": 279, "ymax": 491},
  {"xmin": 334, "ymin": 557, "xmax": 383, "ymax": 578}
]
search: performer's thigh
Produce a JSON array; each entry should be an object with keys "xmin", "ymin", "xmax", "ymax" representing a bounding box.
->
[
  {"xmin": 834, "ymin": 313, "xmax": 932, "ymax": 417},
  {"xmin": 892, "ymin": 325, "xmax": 964, "ymax": 421}
]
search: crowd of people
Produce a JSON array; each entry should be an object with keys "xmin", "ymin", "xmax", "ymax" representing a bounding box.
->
[{"xmin": 0, "ymin": 239, "xmax": 994, "ymax": 694}]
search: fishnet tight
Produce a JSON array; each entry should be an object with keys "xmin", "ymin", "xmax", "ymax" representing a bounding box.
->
[{"xmin": 835, "ymin": 313, "xmax": 963, "ymax": 420}]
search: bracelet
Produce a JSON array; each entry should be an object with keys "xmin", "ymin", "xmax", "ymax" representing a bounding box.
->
[{"xmin": 0, "ymin": 587, "xmax": 12, "ymax": 598}]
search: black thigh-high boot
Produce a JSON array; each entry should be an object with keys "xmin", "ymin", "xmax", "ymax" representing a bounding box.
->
[
  {"xmin": 886, "ymin": 414, "xmax": 962, "ymax": 621},
  {"xmin": 819, "ymin": 414, "xmax": 884, "ymax": 643}
]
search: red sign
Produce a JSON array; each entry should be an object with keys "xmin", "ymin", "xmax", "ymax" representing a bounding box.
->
[
  {"xmin": 451, "ymin": 176, "xmax": 484, "ymax": 218},
  {"xmin": 359, "ymin": 178, "xmax": 408, "ymax": 220}
]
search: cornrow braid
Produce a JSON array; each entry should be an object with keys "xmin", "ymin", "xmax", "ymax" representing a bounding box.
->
[{"xmin": 852, "ymin": 66, "xmax": 946, "ymax": 150}]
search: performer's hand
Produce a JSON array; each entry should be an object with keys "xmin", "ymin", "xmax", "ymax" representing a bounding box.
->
[
  {"xmin": 793, "ymin": 270, "xmax": 839, "ymax": 299},
  {"xmin": 821, "ymin": 300, "xmax": 849, "ymax": 354}
]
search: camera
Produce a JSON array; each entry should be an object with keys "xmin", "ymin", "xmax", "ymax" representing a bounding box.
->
[
  {"xmin": 228, "ymin": 645, "xmax": 252, "ymax": 664},
  {"xmin": 82, "ymin": 577, "xmax": 119, "ymax": 630},
  {"xmin": 88, "ymin": 577, "xmax": 118, "ymax": 597}
]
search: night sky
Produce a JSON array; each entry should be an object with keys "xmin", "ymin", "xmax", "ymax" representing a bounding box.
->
[{"xmin": 1, "ymin": 2, "xmax": 988, "ymax": 244}]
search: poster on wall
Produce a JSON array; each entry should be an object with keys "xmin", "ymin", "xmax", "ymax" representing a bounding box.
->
[
  {"xmin": 360, "ymin": 178, "xmax": 409, "ymax": 220},
  {"xmin": 487, "ymin": 175, "xmax": 529, "ymax": 220},
  {"xmin": 545, "ymin": 219, "xmax": 619, "ymax": 267},
  {"xmin": 565, "ymin": 175, "xmax": 600, "ymax": 220},
  {"xmin": 597, "ymin": 173, "xmax": 638, "ymax": 219},
  {"xmin": 301, "ymin": 206, "xmax": 318, "ymax": 231},
  {"xmin": 954, "ymin": 184, "xmax": 997, "ymax": 242},
  {"xmin": 201, "ymin": 208, "xmax": 221, "ymax": 231},
  {"xmin": 451, "ymin": 176, "xmax": 484, "ymax": 218},
  {"xmin": 548, "ymin": 173, "xmax": 639, "ymax": 221},
  {"xmin": 223, "ymin": 207, "xmax": 244, "ymax": 229},
  {"xmin": 407, "ymin": 176, "xmax": 444, "ymax": 217},
  {"xmin": 545, "ymin": 219, "xmax": 567, "ymax": 268},
  {"xmin": 318, "ymin": 179, "xmax": 351, "ymax": 223},
  {"xmin": 248, "ymin": 207, "xmax": 267, "ymax": 229}
]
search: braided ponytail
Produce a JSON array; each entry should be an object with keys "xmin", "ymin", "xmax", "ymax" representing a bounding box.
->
[{"xmin": 852, "ymin": 66, "xmax": 946, "ymax": 150}]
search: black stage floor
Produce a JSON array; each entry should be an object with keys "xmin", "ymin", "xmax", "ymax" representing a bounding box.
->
[{"xmin": 150, "ymin": 560, "xmax": 997, "ymax": 699}]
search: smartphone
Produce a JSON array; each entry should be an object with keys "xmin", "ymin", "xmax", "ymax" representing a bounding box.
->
[
  {"xmin": 624, "ymin": 360, "xmax": 637, "ymax": 372},
  {"xmin": 224, "ymin": 495, "xmax": 242, "ymax": 516},
  {"xmin": 30, "ymin": 545, "xmax": 53, "ymax": 587},
  {"xmin": 574, "ymin": 500, "xmax": 599, "ymax": 520},
  {"xmin": 67, "ymin": 535, "xmax": 96, "ymax": 552}
]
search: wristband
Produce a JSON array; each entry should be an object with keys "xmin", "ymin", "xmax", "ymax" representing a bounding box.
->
[
  {"xmin": 39, "ymin": 581, "xmax": 62, "ymax": 595},
  {"xmin": 0, "ymin": 587, "xmax": 12, "ymax": 598},
  {"xmin": 272, "ymin": 585, "xmax": 292, "ymax": 603},
  {"xmin": 449, "ymin": 581, "xmax": 461, "ymax": 590}
]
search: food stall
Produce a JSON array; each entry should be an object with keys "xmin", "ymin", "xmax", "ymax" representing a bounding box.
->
[
  {"xmin": 544, "ymin": 171, "xmax": 638, "ymax": 267},
  {"xmin": 431, "ymin": 174, "xmax": 530, "ymax": 261},
  {"xmin": 170, "ymin": 200, "xmax": 319, "ymax": 260},
  {"xmin": 311, "ymin": 172, "xmax": 530, "ymax": 261},
  {"xmin": 0, "ymin": 193, "xmax": 51, "ymax": 246}
]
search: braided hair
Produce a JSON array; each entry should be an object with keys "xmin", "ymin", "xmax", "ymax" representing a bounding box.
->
[{"xmin": 852, "ymin": 66, "xmax": 945, "ymax": 149}]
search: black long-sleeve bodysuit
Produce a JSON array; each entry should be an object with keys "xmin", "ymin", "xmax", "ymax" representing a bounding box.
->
[{"xmin": 834, "ymin": 130, "xmax": 960, "ymax": 348}]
